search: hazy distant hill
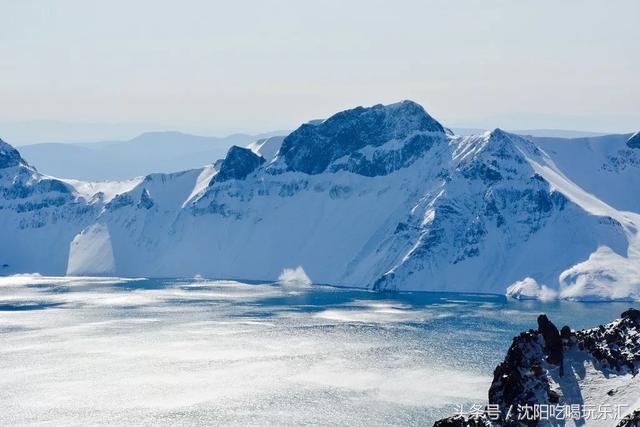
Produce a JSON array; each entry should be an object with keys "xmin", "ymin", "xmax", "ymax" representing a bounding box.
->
[{"xmin": 17, "ymin": 130, "xmax": 287, "ymax": 181}]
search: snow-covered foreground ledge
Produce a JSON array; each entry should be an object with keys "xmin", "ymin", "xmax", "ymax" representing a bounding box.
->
[{"xmin": 436, "ymin": 309, "xmax": 640, "ymax": 426}]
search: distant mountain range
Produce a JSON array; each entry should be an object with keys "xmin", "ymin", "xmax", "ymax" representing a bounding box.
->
[
  {"xmin": 1, "ymin": 101, "xmax": 638, "ymax": 301},
  {"xmin": 17, "ymin": 131, "xmax": 287, "ymax": 181}
]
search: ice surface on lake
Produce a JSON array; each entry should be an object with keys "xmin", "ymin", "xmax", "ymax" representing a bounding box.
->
[{"xmin": 0, "ymin": 277, "xmax": 629, "ymax": 425}]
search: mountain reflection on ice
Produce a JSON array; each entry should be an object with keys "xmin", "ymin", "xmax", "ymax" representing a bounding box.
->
[{"xmin": 0, "ymin": 276, "xmax": 630, "ymax": 425}]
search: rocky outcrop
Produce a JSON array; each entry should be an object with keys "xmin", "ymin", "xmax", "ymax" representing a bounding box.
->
[
  {"xmin": 213, "ymin": 146, "xmax": 265, "ymax": 183},
  {"xmin": 138, "ymin": 188, "xmax": 154, "ymax": 209},
  {"xmin": 434, "ymin": 414, "xmax": 492, "ymax": 427},
  {"xmin": 618, "ymin": 410, "xmax": 640, "ymax": 427},
  {"xmin": 627, "ymin": 132, "xmax": 640, "ymax": 149},
  {"xmin": 435, "ymin": 310, "xmax": 640, "ymax": 426},
  {"xmin": 278, "ymin": 100, "xmax": 446, "ymax": 175},
  {"xmin": 0, "ymin": 138, "xmax": 24, "ymax": 169},
  {"xmin": 537, "ymin": 314, "xmax": 563, "ymax": 369}
]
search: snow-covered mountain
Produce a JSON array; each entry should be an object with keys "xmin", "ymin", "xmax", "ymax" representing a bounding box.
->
[{"xmin": 1, "ymin": 101, "xmax": 639, "ymax": 300}]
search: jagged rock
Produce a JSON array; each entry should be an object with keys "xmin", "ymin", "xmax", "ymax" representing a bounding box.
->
[
  {"xmin": 622, "ymin": 307, "xmax": 640, "ymax": 323},
  {"xmin": 560, "ymin": 325, "xmax": 572, "ymax": 340},
  {"xmin": 433, "ymin": 414, "xmax": 492, "ymax": 427},
  {"xmin": 138, "ymin": 189, "xmax": 154, "ymax": 209},
  {"xmin": 537, "ymin": 314, "xmax": 563, "ymax": 367},
  {"xmin": 435, "ymin": 311, "xmax": 640, "ymax": 426},
  {"xmin": 618, "ymin": 410, "xmax": 640, "ymax": 427},
  {"xmin": 279, "ymin": 100, "xmax": 446, "ymax": 175},
  {"xmin": 0, "ymin": 138, "xmax": 24, "ymax": 169},
  {"xmin": 213, "ymin": 146, "xmax": 265, "ymax": 183},
  {"xmin": 107, "ymin": 193, "xmax": 134, "ymax": 210}
]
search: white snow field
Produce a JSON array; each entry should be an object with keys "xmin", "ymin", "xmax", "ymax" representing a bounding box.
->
[{"xmin": 1, "ymin": 101, "xmax": 639, "ymax": 300}]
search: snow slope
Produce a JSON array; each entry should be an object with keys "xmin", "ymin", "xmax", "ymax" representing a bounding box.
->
[
  {"xmin": 1, "ymin": 101, "xmax": 638, "ymax": 300},
  {"xmin": 523, "ymin": 135, "xmax": 640, "ymax": 301},
  {"xmin": 247, "ymin": 135, "xmax": 285, "ymax": 162}
]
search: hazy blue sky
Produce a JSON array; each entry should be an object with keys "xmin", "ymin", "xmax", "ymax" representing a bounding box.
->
[{"xmin": 1, "ymin": 0, "xmax": 639, "ymax": 142}]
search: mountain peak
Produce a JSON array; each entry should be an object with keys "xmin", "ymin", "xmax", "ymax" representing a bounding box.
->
[
  {"xmin": 486, "ymin": 128, "xmax": 522, "ymax": 144},
  {"xmin": 0, "ymin": 138, "xmax": 25, "ymax": 169},
  {"xmin": 478, "ymin": 128, "xmax": 530, "ymax": 162},
  {"xmin": 278, "ymin": 101, "xmax": 445, "ymax": 175},
  {"xmin": 488, "ymin": 128, "xmax": 508, "ymax": 138},
  {"xmin": 212, "ymin": 146, "xmax": 265, "ymax": 183},
  {"xmin": 385, "ymin": 99, "xmax": 435, "ymax": 116}
]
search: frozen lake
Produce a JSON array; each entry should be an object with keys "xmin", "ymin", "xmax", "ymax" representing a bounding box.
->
[{"xmin": 0, "ymin": 276, "xmax": 630, "ymax": 425}]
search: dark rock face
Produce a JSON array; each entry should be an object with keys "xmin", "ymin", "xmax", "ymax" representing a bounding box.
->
[
  {"xmin": 2, "ymin": 178, "xmax": 72, "ymax": 201},
  {"xmin": 622, "ymin": 307, "xmax": 640, "ymax": 323},
  {"xmin": 0, "ymin": 139, "xmax": 24, "ymax": 169},
  {"xmin": 328, "ymin": 132, "xmax": 441, "ymax": 177},
  {"xmin": 213, "ymin": 146, "xmax": 265, "ymax": 183},
  {"xmin": 435, "ymin": 311, "xmax": 640, "ymax": 426},
  {"xmin": 618, "ymin": 410, "xmax": 640, "ymax": 427},
  {"xmin": 279, "ymin": 100, "xmax": 445, "ymax": 175},
  {"xmin": 560, "ymin": 325, "xmax": 572, "ymax": 340},
  {"xmin": 0, "ymin": 140, "xmax": 72, "ymax": 199},
  {"xmin": 433, "ymin": 414, "xmax": 492, "ymax": 427},
  {"xmin": 106, "ymin": 193, "xmax": 135, "ymax": 210},
  {"xmin": 537, "ymin": 314, "xmax": 563, "ymax": 367},
  {"xmin": 628, "ymin": 132, "xmax": 640, "ymax": 149},
  {"xmin": 0, "ymin": 139, "xmax": 95, "ymax": 233},
  {"xmin": 138, "ymin": 189, "xmax": 154, "ymax": 209},
  {"xmin": 574, "ymin": 312, "xmax": 640, "ymax": 373}
]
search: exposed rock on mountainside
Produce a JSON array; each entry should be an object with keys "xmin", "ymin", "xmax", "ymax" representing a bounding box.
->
[
  {"xmin": 618, "ymin": 410, "xmax": 640, "ymax": 427},
  {"xmin": 213, "ymin": 146, "xmax": 265, "ymax": 183},
  {"xmin": 435, "ymin": 310, "xmax": 640, "ymax": 426},
  {"xmin": 0, "ymin": 139, "xmax": 99, "ymax": 273},
  {"xmin": 279, "ymin": 100, "xmax": 445, "ymax": 175},
  {"xmin": 0, "ymin": 138, "xmax": 24, "ymax": 169}
]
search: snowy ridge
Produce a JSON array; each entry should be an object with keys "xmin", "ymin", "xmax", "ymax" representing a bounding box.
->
[
  {"xmin": 0, "ymin": 102, "xmax": 639, "ymax": 300},
  {"xmin": 61, "ymin": 177, "xmax": 144, "ymax": 203},
  {"xmin": 247, "ymin": 135, "xmax": 285, "ymax": 162}
]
